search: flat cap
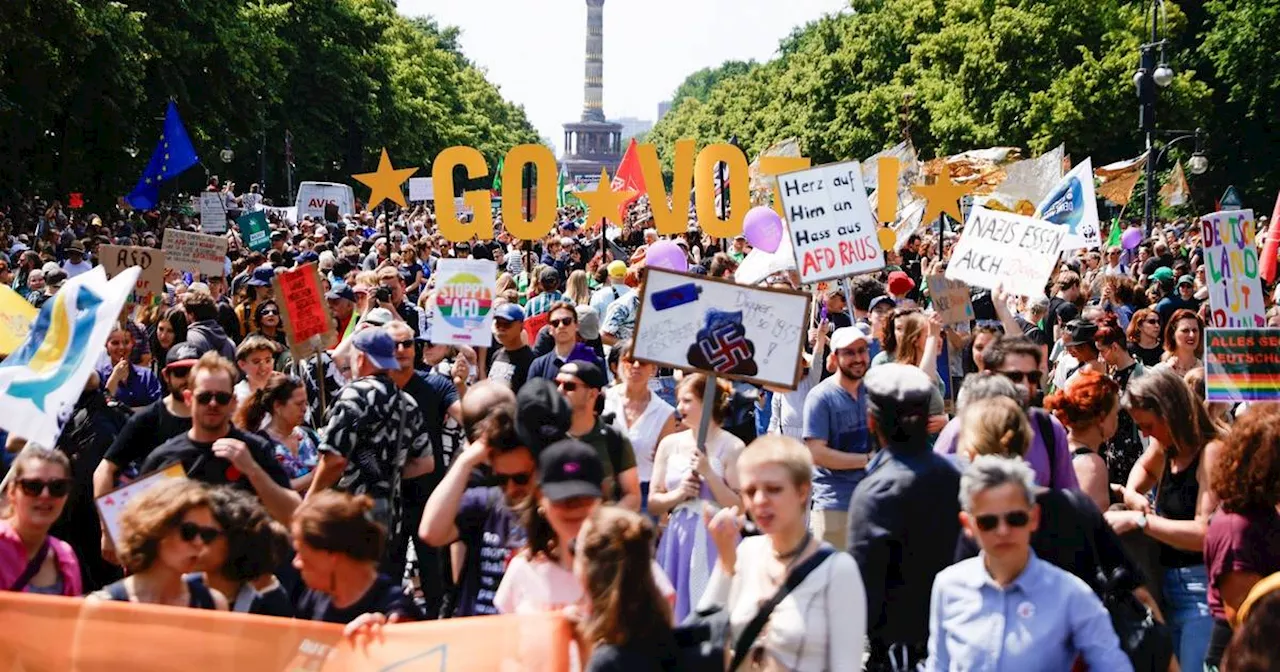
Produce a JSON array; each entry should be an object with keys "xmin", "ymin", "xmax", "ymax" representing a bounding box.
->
[{"xmin": 863, "ymin": 363, "xmax": 934, "ymax": 426}]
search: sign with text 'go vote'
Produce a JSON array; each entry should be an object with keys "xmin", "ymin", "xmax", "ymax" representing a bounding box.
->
[
  {"xmin": 945, "ymin": 206, "xmax": 1065, "ymax": 296},
  {"xmin": 777, "ymin": 161, "xmax": 885, "ymax": 284}
]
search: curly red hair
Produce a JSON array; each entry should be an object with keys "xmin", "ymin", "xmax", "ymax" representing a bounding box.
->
[
  {"xmin": 1212, "ymin": 404, "xmax": 1280, "ymax": 513},
  {"xmin": 1043, "ymin": 369, "xmax": 1119, "ymax": 429}
]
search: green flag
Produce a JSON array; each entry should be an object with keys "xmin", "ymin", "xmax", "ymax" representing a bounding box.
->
[
  {"xmin": 492, "ymin": 156, "xmax": 504, "ymax": 195},
  {"xmin": 557, "ymin": 170, "xmax": 566, "ymax": 208},
  {"xmin": 1106, "ymin": 218, "xmax": 1121, "ymax": 248}
]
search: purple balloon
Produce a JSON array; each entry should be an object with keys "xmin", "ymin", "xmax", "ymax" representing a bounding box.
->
[
  {"xmin": 743, "ymin": 206, "xmax": 785, "ymax": 253},
  {"xmin": 1121, "ymin": 226, "xmax": 1143, "ymax": 250},
  {"xmin": 646, "ymin": 240, "xmax": 688, "ymax": 272}
]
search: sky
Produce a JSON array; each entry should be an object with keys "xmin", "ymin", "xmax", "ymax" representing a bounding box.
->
[{"xmin": 399, "ymin": 0, "xmax": 849, "ymax": 154}]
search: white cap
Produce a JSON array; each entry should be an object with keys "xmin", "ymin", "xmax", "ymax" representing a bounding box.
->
[{"xmin": 830, "ymin": 326, "xmax": 869, "ymax": 351}]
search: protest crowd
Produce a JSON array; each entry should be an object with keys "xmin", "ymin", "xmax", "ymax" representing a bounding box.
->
[{"xmin": 3, "ymin": 142, "xmax": 1280, "ymax": 672}]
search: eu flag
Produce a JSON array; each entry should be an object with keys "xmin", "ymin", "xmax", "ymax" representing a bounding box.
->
[{"xmin": 125, "ymin": 101, "xmax": 200, "ymax": 210}]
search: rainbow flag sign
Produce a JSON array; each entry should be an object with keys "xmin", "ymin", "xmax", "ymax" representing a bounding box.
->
[
  {"xmin": 1205, "ymin": 328, "xmax": 1280, "ymax": 402},
  {"xmin": 430, "ymin": 258, "xmax": 496, "ymax": 346}
]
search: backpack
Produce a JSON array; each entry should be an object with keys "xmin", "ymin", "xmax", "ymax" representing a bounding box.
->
[{"xmin": 598, "ymin": 415, "xmax": 629, "ymax": 502}]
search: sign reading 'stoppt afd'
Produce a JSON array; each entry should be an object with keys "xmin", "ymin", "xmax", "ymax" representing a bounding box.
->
[{"xmin": 629, "ymin": 268, "xmax": 811, "ymax": 389}]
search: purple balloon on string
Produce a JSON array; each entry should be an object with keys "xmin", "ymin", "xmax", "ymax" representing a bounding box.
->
[
  {"xmin": 1121, "ymin": 226, "xmax": 1144, "ymax": 250},
  {"xmin": 743, "ymin": 206, "xmax": 785, "ymax": 253},
  {"xmin": 646, "ymin": 240, "xmax": 688, "ymax": 272}
]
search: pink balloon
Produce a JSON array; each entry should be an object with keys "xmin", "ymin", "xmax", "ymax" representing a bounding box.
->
[
  {"xmin": 743, "ymin": 206, "xmax": 784, "ymax": 253},
  {"xmin": 646, "ymin": 240, "xmax": 688, "ymax": 272},
  {"xmin": 1121, "ymin": 226, "xmax": 1144, "ymax": 250}
]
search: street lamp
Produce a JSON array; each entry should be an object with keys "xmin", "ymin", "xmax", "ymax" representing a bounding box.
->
[
  {"xmin": 1136, "ymin": 0, "xmax": 1176, "ymax": 234},
  {"xmin": 220, "ymin": 147, "xmax": 234, "ymax": 164},
  {"xmin": 1188, "ymin": 152, "xmax": 1209, "ymax": 176}
]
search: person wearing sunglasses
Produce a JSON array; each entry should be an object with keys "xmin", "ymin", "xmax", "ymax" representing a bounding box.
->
[
  {"xmin": 249, "ymin": 300, "xmax": 287, "ymax": 350},
  {"xmin": 139, "ymin": 352, "xmax": 300, "ymax": 526},
  {"xmin": 926, "ymin": 456, "xmax": 1131, "ymax": 671},
  {"xmin": 528, "ymin": 301, "xmax": 604, "ymax": 382},
  {"xmin": 0, "ymin": 447, "xmax": 82, "ymax": 596},
  {"xmin": 89, "ymin": 478, "xmax": 229, "ymax": 610}
]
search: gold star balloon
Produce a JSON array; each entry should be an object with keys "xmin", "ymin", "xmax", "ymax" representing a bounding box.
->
[
  {"xmin": 352, "ymin": 148, "xmax": 418, "ymax": 209},
  {"xmin": 911, "ymin": 164, "xmax": 976, "ymax": 225},
  {"xmin": 574, "ymin": 168, "xmax": 636, "ymax": 228}
]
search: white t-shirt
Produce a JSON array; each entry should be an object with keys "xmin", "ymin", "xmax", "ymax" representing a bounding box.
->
[
  {"xmin": 62, "ymin": 259, "xmax": 93, "ymax": 278},
  {"xmin": 603, "ymin": 386, "xmax": 674, "ymax": 483},
  {"xmin": 493, "ymin": 552, "xmax": 674, "ymax": 616}
]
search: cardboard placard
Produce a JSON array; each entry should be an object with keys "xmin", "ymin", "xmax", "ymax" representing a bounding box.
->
[
  {"xmin": 777, "ymin": 161, "xmax": 885, "ymax": 283},
  {"xmin": 430, "ymin": 258, "xmax": 496, "ymax": 346},
  {"xmin": 273, "ymin": 263, "xmax": 336, "ymax": 359},
  {"xmin": 629, "ymin": 268, "xmax": 811, "ymax": 389},
  {"xmin": 199, "ymin": 192, "xmax": 227, "ymax": 234},
  {"xmin": 1202, "ymin": 209, "xmax": 1264, "ymax": 327},
  {"xmin": 98, "ymin": 244, "xmax": 166, "ymax": 297},
  {"xmin": 1205, "ymin": 328, "xmax": 1280, "ymax": 402},
  {"xmin": 237, "ymin": 210, "xmax": 272, "ymax": 252},
  {"xmin": 162, "ymin": 228, "xmax": 228, "ymax": 277},
  {"xmin": 94, "ymin": 464, "xmax": 186, "ymax": 547},
  {"xmin": 945, "ymin": 206, "xmax": 1065, "ymax": 296},
  {"xmin": 926, "ymin": 274, "xmax": 974, "ymax": 326},
  {"xmin": 408, "ymin": 177, "xmax": 434, "ymax": 202}
]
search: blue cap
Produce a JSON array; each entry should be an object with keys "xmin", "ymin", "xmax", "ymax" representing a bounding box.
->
[
  {"xmin": 494, "ymin": 302, "xmax": 526, "ymax": 322},
  {"xmin": 247, "ymin": 266, "xmax": 274, "ymax": 287},
  {"xmin": 350, "ymin": 326, "xmax": 401, "ymax": 371},
  {"xmin": 296, "ymin": 250, "xmax": 319, "ymax": 265},
  {"xmin": 326, "ymin": 284, "xmax": 355, "ymax": 302}
]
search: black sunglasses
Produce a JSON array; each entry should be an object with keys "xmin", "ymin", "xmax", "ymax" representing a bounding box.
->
[
  {"xmin": 393, "ymin": 339, "xmax": 415, "ymax": 350},
  {"xmin": 974, "ymin": 510, "xmax": 1031, "ymax": 532},
  {"xmin": 167, "ymin": 366, "xmax": 192, "ymax": 379},
  {"xmin": 549, "ymin": 318, "xmax": 574, "ymax": 328},
  {"xmin": 178, "ymin": 522, "xmax": 222, "ymax": 544},
  {"xmin": 17, "ymin": 478, "xmax": 71, "ymax": 498},
  {"xmin": 194, "ymin": 391, "xmax": 234, "ymax": 406},
  {"xmin": 557, "ymin": 380, "xmax": 579, "ymax": 392},
  {"xmin": 997, "ymin": 370, "xmax": 1043, "ymax": 386},
  {"xmin": 260, "ymin": 309, "xmax": 279, "ymax": 316},
  {"xmin": 493, "ymin": 472, "xmax": 533, "ymax": 487}
]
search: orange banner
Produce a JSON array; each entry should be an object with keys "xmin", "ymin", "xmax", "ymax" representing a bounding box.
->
[{"xmin": 0, "ymin": 592, "xmax": 572, "ymax": 671}]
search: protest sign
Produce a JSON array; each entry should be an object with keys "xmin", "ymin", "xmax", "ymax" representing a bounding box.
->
[
  {"xmin": 237, "ymin": 210, "xmax": 272, "ymax": 252},
  {"xmin": 162, "ymin": 228, "xmax": 228, "ymax": 277},
  {"xmin": 1204, "ymin": 328, "xmax": 1280, "ymax": 402},
  {"xmin": 0, "ymin": 593, "xmax": 572, "ymax": 671},
  {"xmin": 98, "ymin": 244, "xmax": 166, "ymax": 297},
  {"xmin": 273, "ymin": 263, "xmax": 336, "ymax": 358},
  {"xmin": 430, "ymin": 258, "xmax": 496, "ymax": 346},
  {"xmin": 1035, "ymin": 157, "xmax": 1100, "ymax": 250},
  {"xmin": 94, "ymin": 464, "xmax": 186, "ymax": 546},
  {"xmin": 0, "ymin": 286, "xmax": 36, "ymax": 355},
  {"xmin": 1202, "ymin": 209, "xmax": 1264, "ymax": 327},
  {"xmin": 68, "ymin": 192, "xmax": 84, "ymax": 209},
  {"xmin": 199, "ymin": 192, "xmax": 227, "ymax": 233},
  {"xmin": 409, "ymin": 176, "xmax": 435, "ymax": 201},
  {"xmin": 926, "ymin": 274, "xmax": 974, "ymax": 326},
  {"xmin": 946, "ymin": 206, "xmax": 1065, "ymax": 296},
  {"xmin": 630, "ymin": 268, "xmax": 811, "ymax": 389},
  {"xmin": 777, "ymin": 161, "xmax": 885, "ymax": 283}
]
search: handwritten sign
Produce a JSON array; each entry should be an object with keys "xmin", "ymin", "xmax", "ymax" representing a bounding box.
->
[
  {"xmin": 199, "ymin": 192, "xmax": 227, "ymax": 234},
  {"xmin": 99, "ymin": 245, "xmax": 166, "ymax": 297},
  {"xmin": 946, "ymin": 206, "xmax": 1065, "ymax": 296},
  {"xmin": 274, "ymin": 263, "xmax": 336, "ymax": 358},
  {"xmin": 94, "ymin": 464, "xmax": 186, "ymax": 547},
  {"xmin": 162, "ymin": 228, "xmax": 228, "ymax": 277},
  {"xmin": 630, "ymin": 268, "xmax": 811, "ymax": 389},
  {"xmin": 237, "ymin": 210, "xmax": 272, "ymax": 252},
  {"xmin": 1205, "ymin": 328, "xmax": 1280, "ymax": 402},
  {"xmin": 431, "ymin": 259, "xmax": 496, "ymax": 346},
  {"xmin": 409, "ymin": 177, "xmax": 435, "ymax": 202},
  {"xmin": 1202, "ymin": 209, "xmax": 1263, "ymax": 327},
  {"xmin": 777, "ymin": 161, "xmax": 885, "ymax": 283},
  {"xmin": 926, "ymin": 274, "xmax": 974, "ymax": 326}
]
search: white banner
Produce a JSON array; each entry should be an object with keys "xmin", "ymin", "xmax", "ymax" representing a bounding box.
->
[
  {"xmin": 946, "ymin": 206, "xmax": 1065, "ymax": 296},
  {"xmin": 162, "ymin": 228, "xmax": 228, "ymax": 277},
  {"xmin": 430, "ymin": 259, "xmax": 497, "ymax": 346},
  {"xmin": 1035, "ymin": 156, "xmax": 1100, "ymax": 250},
  {"xmin": 199, "ymin": 192, "xmax": 227, "ymax": 234},
  {"xmin": 777, "ymin": 161, "xmax": 885, "ymax": 283},
  {"xmin": 409, "ymin": 177, "xmax": 435, "ymax": 202}
]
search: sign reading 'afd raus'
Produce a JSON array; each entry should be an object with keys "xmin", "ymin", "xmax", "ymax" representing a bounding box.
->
[{"xmin": 431, "ymin": 141, "xmax": 813, "ymax": 243}]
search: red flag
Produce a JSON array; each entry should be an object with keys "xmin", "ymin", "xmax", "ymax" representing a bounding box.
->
[
  {"xmin": 1261, "ymin": 189, "xmax": 1280, "ymax": 283},
  {"xmin": 612, "ymin": 138, "xmax": 646, "ymax": 223}
]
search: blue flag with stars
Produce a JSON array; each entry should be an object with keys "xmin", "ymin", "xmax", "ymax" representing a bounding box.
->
[{"xmin": 125, "ymin": 101, "xmax": 200, "ymax": 210}]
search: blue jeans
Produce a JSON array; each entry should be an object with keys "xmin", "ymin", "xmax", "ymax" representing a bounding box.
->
[{"xmin": 1164, "ymin": 565, "xmax": 1212, "ymax": 670}]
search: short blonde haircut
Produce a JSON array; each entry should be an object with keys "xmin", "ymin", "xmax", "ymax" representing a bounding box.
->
[
  {"xmin": 116, "ymin": 478, "xmax": 213, "ymax": 573},
  {"xmin": 737, "ymin": 435, "xmax": 813, "ymax": 487},
  {"xmin": 955, "ymin": 397, "xmax": 1032, "ymax": 460},
  {"xmin": 191, "ymin": 350, "xmax": 238, "ymax": 388}
]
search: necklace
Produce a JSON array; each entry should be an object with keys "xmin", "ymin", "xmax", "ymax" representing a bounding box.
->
[{"xmin": 773, "ymin": 530, "xmax": 812, "ymax": 562}]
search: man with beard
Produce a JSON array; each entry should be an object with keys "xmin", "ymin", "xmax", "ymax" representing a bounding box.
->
[{"xmin": 802, "ymin": 326, "xmax": 875, "ymax": 549}]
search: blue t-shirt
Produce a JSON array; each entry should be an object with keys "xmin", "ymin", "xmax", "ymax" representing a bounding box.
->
[{"xmin": 802, "ymin": 375, "xmax": 872, "ymax": 512}]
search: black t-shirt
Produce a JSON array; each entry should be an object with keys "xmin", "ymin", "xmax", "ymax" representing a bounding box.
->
[
  {"xmin": 139, "ymin": 427, "xmax": 291, "ymax": 490},
  {"xmin": 294, "ymin": 575, "xmax": 422, "ymax": 624},
  {"xmin": 402, "ymin": 371, "xmax": 458, "ymax": 475},
  {"xmin": 488, "ymin": 346, "xmax": 534, "ymax": 391},
  {"xmin": 1044, "ymin": 296, "xmax": 1078, "ymax": 340},
  {"xmin": 104, "ymin": 399, "xmax": 192, "ymax": 468},
  {"xmin": 1015, "ymin": 315, "xmax": 1050, "ymax": 347},
  {"xmin": 586, "ymin": 637, "xmax": 680, "ymax": 672},
  {"xmin": 1129, "ymin": 342, "xmax": 1164, "ymax": 368}
]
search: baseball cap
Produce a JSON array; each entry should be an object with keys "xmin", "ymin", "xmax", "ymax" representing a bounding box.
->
[
  {"xmin": 868, "ymin": 295, "xmax": 896, "ymax": 313},
  {"xmin": 350, "ymin": 326, "xmax": 401, "ymax": 371},
  {"xmin": 558, "ymin": 360, "xmax": 606, "ymax": 389},
  {"xmin": 830, "ymin": 326, "xmax": 869, "ymax": 351},
  {"xmin": 537, "ymin": 439, "xmax": 604, "ymax": 502},
  {"xmin": 607, "ymin": 260, "xmax": 627, "ymax": 279},
  {"xmin": 165, "ymin": 342, "xmax": 201, "ymax": 369},
  {"xmin": 494, "ymin": 302, "xmax": 526, "ymax": 323},
  {"xmin": 575, "ymin": 305, "xmax": 601, "ymax": 340},
  {"xmin": 248, "ymin": 266, "xmax": 275, "ymax": 287},
  {"xmin": 326, "ymin": 284, "xmax": 356, "ymax": 303},
  {"xmin": 296, "ymin": 250, "xmax": 319, "ymax": 265},
  {"xmin": 1150, "ymin": 267, "xmax": 1175, "ymax": 283},
  {"xmin": 362, "ymin": 307, "xmax": 395, "ymax": 327},
  {"xmin": 1177, "ymin": 275, "xmax": 1195, "ymax": 287},
  {"xmin": 516, "ymin": 379, "xmax": 571, "ymax": 454}
]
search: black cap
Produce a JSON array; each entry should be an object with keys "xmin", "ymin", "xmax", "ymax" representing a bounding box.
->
[
  {"xmin": 165, "ymin": 342, "xmax": 201, "ymax": 368},
  {"xmin": 1064, "ymin": 319, "xmax": 1099, "ymax": 347},
  {"xmin": 537, "ymin": 439, "xmax": 604, "ymax": 502},
  {"xmin": 863, "ymin": 363, "xmax": 934, "ymax": 427},
  {"xmin": 558, "ymin": 360, "xmax": 606, "ymax": 389},
  {"xmin": 515, "ymin": 378, "xmax": 571, "ymax": 454}
]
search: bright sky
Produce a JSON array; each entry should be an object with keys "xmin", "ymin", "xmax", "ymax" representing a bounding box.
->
[{"xmin": 399, "ymin": 0, "xmax": 848, "ymax": 154}]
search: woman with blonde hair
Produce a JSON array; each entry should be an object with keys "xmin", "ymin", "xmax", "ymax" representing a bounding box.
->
[
  {"xmin": 88, "ymin": 478, "xmax": 229, "ymax": 610},
  {"xmin": 702, "ymin": 435, "xmax": 866, "ymax": 671},
  {"xmin": 566, "ymin": 269, "xmax": 591, "ymax": 305},
  {"xmin": 0, "ymin": 447, "xmax": 82, "ymax": 596},
  {"xmin": 872, "ymin": 308, "xmax": 948, "ymax": 432}
]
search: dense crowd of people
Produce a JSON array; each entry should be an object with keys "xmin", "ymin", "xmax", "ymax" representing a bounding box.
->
[{"xmin": 2, "ymin": 185, "xmax": 1280, "ymax": 672}]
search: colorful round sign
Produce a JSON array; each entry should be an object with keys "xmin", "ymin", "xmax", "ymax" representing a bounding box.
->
[{"xmin": 435, "ymin": 272, "xmax": 493, "ymax": 329}]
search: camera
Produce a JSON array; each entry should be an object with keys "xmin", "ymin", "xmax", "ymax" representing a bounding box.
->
[{"xmin": 373, "ymin": 286, "xmax": 393, "ymax": 304}]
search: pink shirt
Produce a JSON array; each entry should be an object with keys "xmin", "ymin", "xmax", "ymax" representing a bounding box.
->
[
  {"xmin": 0, "ymin": 520, "xmax": 82, "ymax": 596},
  {"xmin": 493, "ymin": 552, "xmax": 675, "ymax": 615}
]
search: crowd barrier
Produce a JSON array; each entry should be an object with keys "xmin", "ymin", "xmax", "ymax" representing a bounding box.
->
[{"xmin": 0, "ymin": 592, "xmax": 571, "ymax": 671}]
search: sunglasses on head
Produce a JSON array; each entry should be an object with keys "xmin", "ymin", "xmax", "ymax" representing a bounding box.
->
[
  {"xmin": 998, "ymin": 370, "xmax": 1043, "ymax": 385},
  {"xmin": 493, "ymin": 472, "xmax": 533, "ymax": 487},
  {"xmin": 549, "ymin": 317, "xmax": 574, "ymax": 328},
  {"xmin": 194, "ymin": 391, "xmax": 234, "ymax": 406},
  {"xmin": 974, "ymin": 510, "xmax": 1031, "ymax": 532},
  {"xmin": 178, "ymin": 521, "xmax": 222, "ymax": 544},
  {"xmin": 17, "ymin": 478, "xmax": 71, "ymax": 498}
]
